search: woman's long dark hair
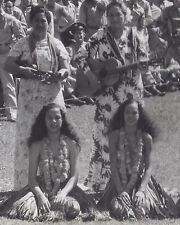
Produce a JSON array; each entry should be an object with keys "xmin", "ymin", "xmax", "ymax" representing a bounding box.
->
[
  {"xmin": 28, "ymin": 103, "xmax": 80, "ymax": 147},
  {"xmin": 111, "ymin": 99, "xmax": 158, "ymax": 140}
]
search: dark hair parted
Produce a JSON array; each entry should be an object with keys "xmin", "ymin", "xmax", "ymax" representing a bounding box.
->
[
  {"xmin": 29, "ymin": 5, "xmax": 51, "ymax": 24},
  {"xmin": 107, "ymin": 0, "xmax": 127, "ymax": 16},
  {"xmin": 28, "ymin": 103, "xmax": 80, "ymax": 147},
  {"xmin": 111, "ymin": 99, "xmax": 158, "ymax": 140}
]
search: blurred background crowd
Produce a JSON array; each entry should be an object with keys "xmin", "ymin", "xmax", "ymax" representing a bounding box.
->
[{"xmin": 0, "ymin": 0, "xmax": 180, "ymax": 120}]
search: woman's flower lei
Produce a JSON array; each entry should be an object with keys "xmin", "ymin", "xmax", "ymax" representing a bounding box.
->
[
  {"xmin": 39, "ymin": 136, "xmax": 70, "ymax": 198},
  {"xmin": 117, "ymin": 128, "xmax": 143, "ymax": 191}
]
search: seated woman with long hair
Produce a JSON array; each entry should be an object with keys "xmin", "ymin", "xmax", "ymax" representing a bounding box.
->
[
  {"xmin": 97, "ymin": 98, "xmax": 178, "ymax": 220},
  {"xmin": 0, "ymin": 103, "xmax": 95, "ymax": 221}
]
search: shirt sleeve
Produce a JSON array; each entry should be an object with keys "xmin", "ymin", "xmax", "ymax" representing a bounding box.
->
[
  {"xmin": 8, "ymin": 38, "xmax": 25, "ymax": 57},
  {"xmin": 11, "ymin": 18, "xmax": 26, "ymax": 40},
  {"xmin": 74, "ymin": 29, "xmax": 103, "ymax": 74}
]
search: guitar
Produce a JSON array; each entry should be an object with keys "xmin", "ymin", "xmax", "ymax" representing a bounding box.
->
[{"xmin": 75, "ymin": 57, "xmax": 164, "ymax": 97}]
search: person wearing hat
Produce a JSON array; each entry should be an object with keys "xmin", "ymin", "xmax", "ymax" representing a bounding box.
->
[
  {"xmin": 65, "ymin": 22, "xmax": 86, "ymax": 58},
  {"xmin": 61, "ymin": 22, "xmax": 94, "ymax": 105}
]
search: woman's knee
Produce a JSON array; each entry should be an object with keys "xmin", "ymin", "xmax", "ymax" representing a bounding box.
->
[
  {"xmin": 64, "ymin": 197, "xmax": 80, "ymax": 219},
  {"xmin": 109, "ymin": 197, "xmax": 124, "ymax": 219}
]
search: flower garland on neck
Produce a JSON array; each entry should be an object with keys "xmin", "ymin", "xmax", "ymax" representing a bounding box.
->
[
  {"xmin": 39, "ymin": 135, "xmax": 70, "ymax": 198},
  {"xmin": 117, "ymin": 128, "xmax": 143, "ymax": 191}
]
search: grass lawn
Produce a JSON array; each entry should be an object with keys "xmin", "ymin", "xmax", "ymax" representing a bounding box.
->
[{"xmin": 0, "ymin": 92, "xmax": 180, "ymax": 225}]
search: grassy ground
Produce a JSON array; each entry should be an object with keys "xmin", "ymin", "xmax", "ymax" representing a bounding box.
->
[
  {"xmin": 0, "ymin": 92, "xmax": 180, "ymax": 224},
  {"xmin": 0, "ymin": 217, "xmax": 179, "ymax": 225}
]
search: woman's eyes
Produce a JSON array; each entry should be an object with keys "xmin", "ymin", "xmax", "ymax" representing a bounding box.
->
[
  {"xmin": 126, "ymin": 111, "xmax": 138, "ymax": 115},
  {"xmin": 34, "ymin": 19, "xmax": 47, "ymax": 23}
]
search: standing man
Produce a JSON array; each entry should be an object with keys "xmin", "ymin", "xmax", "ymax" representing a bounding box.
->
[
  {"xmin": 57, "ymin": 0, "xmax": 76, "ymax": 32},
  {"xmin": 47, "ymin": 0, "xmax": 76, "ymax": 39},
  {"xmin": 125, "ymin": 0, "xmax": 153, "ymax": 27},
  {"xmin": 79, "ymin": 0, "xmax": 107, "ymax": 40},
  {"xmin": 0, "ymin": 0, "xmax": 25, "ymax": 121}
]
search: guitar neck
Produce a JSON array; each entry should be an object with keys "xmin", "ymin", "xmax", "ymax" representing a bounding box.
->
[
  {"xmin": 113, "ymin": 62, "xmax": 138, "ymax": 74},
  {"xmin": 107, "ymin": 59, "xmax": 157, "ymax": 76}
]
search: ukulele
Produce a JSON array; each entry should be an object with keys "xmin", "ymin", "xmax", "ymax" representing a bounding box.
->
[
  {"xmin": 75, "ymin": 57, "xmax": 164, "ymax": 97},
  {"xmin": 15, "ymin": 59, "xmax": 60, "ymax": 84}
]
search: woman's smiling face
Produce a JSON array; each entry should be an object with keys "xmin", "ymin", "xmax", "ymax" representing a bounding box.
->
[
  {"xmin": 45, "ymin": 107, "xmax": 62, "ymax": 133},
  {"xmin": 124, "ymin": 101, "xmax": 139, "ymax": 127},
  {"xmin": 107, "ymin": 5, "xmax": 125, "ymax": 29},
  {"xmin": 31, "ymin": 12, "xmax": 48, "ymax": 34}
]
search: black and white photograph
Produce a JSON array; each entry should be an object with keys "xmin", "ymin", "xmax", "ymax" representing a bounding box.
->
[{"xmin": 0, "ymin": 0, "xmax": 179, "ymax": 224}]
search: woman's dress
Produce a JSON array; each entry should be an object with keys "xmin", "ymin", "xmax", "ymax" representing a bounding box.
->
[
  {"xmin": 97, "ymin": 129, "xmax": 178, "ymax": 220},
  {"xmin": 75, "ymin": 27, "xmax": 144, "ymax": 192},
  {"xmin": 9, "ymin": 36, "xmax": 68, "ymax": 190},
  {"xmin": 0, "ymin": 136, "xmax": 95, "ymax": 221}
]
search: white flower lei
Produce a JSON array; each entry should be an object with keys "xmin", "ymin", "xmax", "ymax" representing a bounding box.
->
[
  {"xmin": 117, "ymin": 128, "xmax": 143, "ymax": 190},
  {"xmin": 39, "ymin": 136, "xmax": 70, "ymax": 198}
]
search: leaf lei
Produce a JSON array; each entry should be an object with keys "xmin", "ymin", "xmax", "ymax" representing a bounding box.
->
[
  {"xmin": 39, "ymin": 136, "xmax": 70, "ymax": 198},
  {"xmin": 117, "ymin": 128, "xmax": 143, "ymax": 191}
]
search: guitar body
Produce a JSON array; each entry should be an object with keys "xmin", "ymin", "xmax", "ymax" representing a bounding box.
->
[
  {"xmin": 89, "ymin": 58, "xmax": 122, "ymax": 86},
  {"xmin": 75, "ymin": 57, "xmax": 163, "ymax": 97},
  {"xmin": 75, "ymin": 58, "xmax": 121, "ymax": 97}
]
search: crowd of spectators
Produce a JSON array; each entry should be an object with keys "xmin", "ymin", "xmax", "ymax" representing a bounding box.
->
[{"xmin": 0, "ymin": 0, "xmax": 180, "ymax": 119}]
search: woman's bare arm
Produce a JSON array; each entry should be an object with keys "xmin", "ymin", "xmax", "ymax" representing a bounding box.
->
[
  {"xmin": 109, "ymin": 131, "xmax": 124, "ymax": 195},
  {"xmin": 29, "ymin": 141, "xmax": 50, "ymax": 212},
  {"xmin": 4, "ymin": 56, "xmax": 36, "ymax": 78},
  {"xmin": 138, "ymin": 133, "xmax": 153, "ymax": 192},
  {"xmin": 28, "ymin": 142, "xmax": 44, "ymax": 197}
]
